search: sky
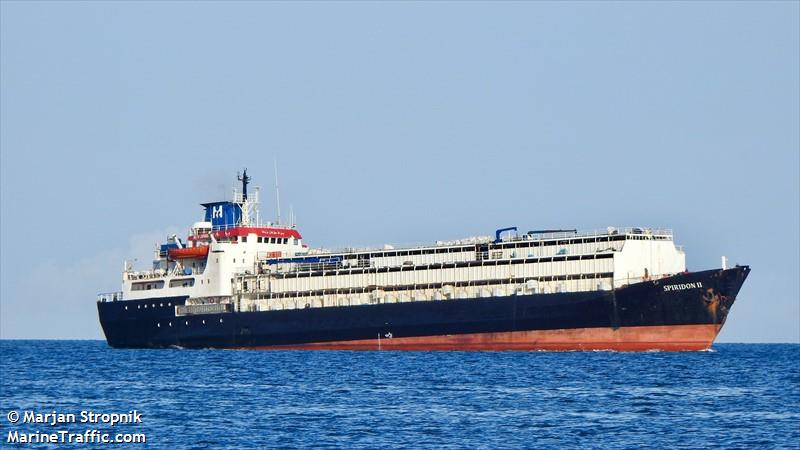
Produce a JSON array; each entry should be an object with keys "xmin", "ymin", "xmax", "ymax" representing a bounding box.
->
[{"xmin": 1, "ymin": 1, "xmax": 798, "ymax": 342}]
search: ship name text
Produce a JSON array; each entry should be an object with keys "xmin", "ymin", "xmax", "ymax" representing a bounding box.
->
[{"xmin": 663, "ymin": 282, "xmax": 703, "ymax": 292}]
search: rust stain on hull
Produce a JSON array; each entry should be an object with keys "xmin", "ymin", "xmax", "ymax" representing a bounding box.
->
[
  {"xmin": 703, "ymin": 288, "xmax": 721, "ymax": 321},
  {"xmin": 241, "ymin": 324, "xmax": 723, "ymax": 352}
]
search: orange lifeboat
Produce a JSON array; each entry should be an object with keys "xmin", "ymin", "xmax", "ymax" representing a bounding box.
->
[{"xmin": 168, "ymin": 245, "xmax": 209, "ymax": 260}]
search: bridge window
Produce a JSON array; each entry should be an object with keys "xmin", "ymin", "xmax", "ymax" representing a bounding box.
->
[
  {"xmin": 169, "ymin": 278, "xmax": 195, "ymax": 288},
  {"xmin": 132, "ymin": 281, "xmax": 164, "ymax": 291}
]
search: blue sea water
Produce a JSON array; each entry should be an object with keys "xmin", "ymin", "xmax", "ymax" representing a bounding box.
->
[{"xmin": 0, "ymin": 342, "xmax": 798, "ymax": 449}]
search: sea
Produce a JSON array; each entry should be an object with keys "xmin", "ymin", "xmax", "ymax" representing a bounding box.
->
[{"xmin": 0, "ymin": 341, "xmax": 798, "ymax": 449}]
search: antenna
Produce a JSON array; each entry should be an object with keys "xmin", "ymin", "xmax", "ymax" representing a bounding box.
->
[
  {"xmin": 274, "ymin": 159, "xmax": 281, "ymax": 225},
  {"xmin": 255, "ymin": 186, "xmax": 261, "ymax": 226}
]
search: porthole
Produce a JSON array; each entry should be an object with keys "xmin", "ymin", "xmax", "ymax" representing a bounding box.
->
[
  {"xmin": 219, "ymin": 318, "xmax": 223, "ymax": 323},
  {"xmin": 160, "ymin": 303, "xmax": 163, "ymax": 307},
  {"xmin": 185, "ymin": 321, "xmax": 189, "ymax": 326},
  {"xmin": 168, "ymin": 322, "xmax": 172, "ymax": 327},
  {"xmin": 125, "ymin": 306, "xmax": 128, "ymax": 310},
  {"xmin": 157, "ymin": 323, "xmax": 161, "ymax": 328},
  {"xmin": 202, "ymin": 320, "xmax": 206, "ymax": 325},
  {"xmin": 168, "ymin": 302, "xmax": 172, "ymax": 306},
  {"xmin": 144, "ymin": 304, "xmax": 148, "ymax": 308},
  {"xmin": 152, "ymin": 304, "xmax": 155, "ymax": 308},
  {"xmin": 137, "ymin": 305, "xmax": 141, "ymax": 309}
]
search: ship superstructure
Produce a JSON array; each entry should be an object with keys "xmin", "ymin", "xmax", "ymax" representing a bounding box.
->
[
  {"xmin": 98, "ymin": 171, "xmax": 749, "ymax": 351},
  {"xmin": 121, "ymin": 170, "xmax": 304, "ymax": 302}
]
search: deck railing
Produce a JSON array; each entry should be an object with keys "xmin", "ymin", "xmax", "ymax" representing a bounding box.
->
[
  {"xmin": 309, "ymin": 227, "xmax": 674, "ymax": 258},
  {"xmin": 97, "ymin": 291, "xmax": 123, "ymax": 302}
]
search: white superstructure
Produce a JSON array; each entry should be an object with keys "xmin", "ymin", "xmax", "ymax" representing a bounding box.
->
[
  {"xmin": 115, "ymin": 183, "xmax": 307, "ymax": 302},
  {"xmin": 230, "ymin": 227, "xmax": 686, "ymax": 313},
  {"xmin": 98, "ymin": 173, "xmax": 686, "ymax": 315}
]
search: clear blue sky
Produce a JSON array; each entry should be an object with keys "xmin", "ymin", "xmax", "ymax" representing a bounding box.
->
[{"xmin": 1, "ymin": 1, "xmax": 798, "ymax": 342}]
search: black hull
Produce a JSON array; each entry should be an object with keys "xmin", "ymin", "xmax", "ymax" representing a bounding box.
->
[{"xmin": 97, "ymin": 266, "xmax": 749, "ymax": 351}]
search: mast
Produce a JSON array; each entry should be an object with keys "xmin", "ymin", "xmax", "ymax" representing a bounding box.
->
[{"xmin": 238, "ymin": 168, "xmax": 251, "ymax": 201}]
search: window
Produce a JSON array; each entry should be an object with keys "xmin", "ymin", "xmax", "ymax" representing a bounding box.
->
[
  {"xmin": 170, "ymin": 278, "xmax": 194, "ymax": 288},
  {"xmin": 243, "ymin": 236, "xmax": 248, "ymax": 243}
]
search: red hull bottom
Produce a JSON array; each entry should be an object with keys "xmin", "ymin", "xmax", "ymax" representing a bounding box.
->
[{"xmin": 243, "ymin": 324, "xmax": 723, "ymax": 352}]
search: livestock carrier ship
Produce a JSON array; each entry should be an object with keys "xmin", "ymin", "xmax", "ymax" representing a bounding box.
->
[{"xmin": 97, "ymin": 171, "xmax": 750, "ymax": 351}]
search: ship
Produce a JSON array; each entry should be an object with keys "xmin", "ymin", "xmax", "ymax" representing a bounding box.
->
[{"xmin": 97, "ymin": 170, "xmax": 750, "ymax": 351}]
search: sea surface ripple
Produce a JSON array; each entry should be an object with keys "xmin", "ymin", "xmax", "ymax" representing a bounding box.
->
[{"xmin": 1, "ymin": 342, "xmax": 798, "ymax": 449}]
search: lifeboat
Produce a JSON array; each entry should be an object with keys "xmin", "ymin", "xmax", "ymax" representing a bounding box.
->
[{"xmin": 168, "ymin": 245, "xmax": 209, "ymax": 260}]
